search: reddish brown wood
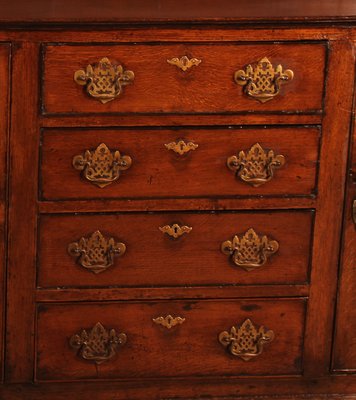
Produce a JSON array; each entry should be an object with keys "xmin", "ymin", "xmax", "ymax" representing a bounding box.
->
[
  {"xmin": 0, "ymin": 44, "xmax": 10, "ymax": 383},
  {"xmin": 41, "ymin": 127, "xmax": 320, "ymax": 200},
  {"xmin": 5, "ymin": 43, "xmax": 40, "ymax": 382},
  {"xmin": 35, "ymin": 298, "xmax": 306, "ymax": 381},
  {"xmin": 38, "ymin": 211, "xmax": 313, "ymax": 288},
  {"xmin": 43, "ymin": 44, "xmax": 326, "ymax": 114},
  {"xmin": 303, "ymin": 40, "xmax": 356, "ymax": 377},
  {"xmin": 0, "ymin": 0, "xmax": 355, "ymax": 24}
]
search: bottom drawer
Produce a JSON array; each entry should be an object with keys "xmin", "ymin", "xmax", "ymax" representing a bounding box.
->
[{"xmin": 36, "ymin": 299, "xmax": 306, "ymax": 381}]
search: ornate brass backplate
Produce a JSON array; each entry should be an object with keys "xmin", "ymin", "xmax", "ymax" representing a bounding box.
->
[
  {"xmin": 74, "ymin": 57, "xmax": 134, "ymax": 104},
  {"xmin": 221, "ymin": 228, "xmax": 279, "ymax": 271},
  {"xmin": 219, "ymin": 318, "xmax": 274, "ymax": 361},
  {"xmin": 72, "ymin": 143, "xmax": 132, "ymax": 188},
  {"xmin": 153, "ymin": 315, "xmax": 186, "ymax": 329},
  {"xmin": 167, "ymin": 56, "xmax": 202, "ymax": 71},
  {"xmin": 227, "ymin": 143, "xmax": 285, "ymax": 187},
  {"xmin": 69, "ymin": 322, "xmax": 127, "ymax": 364},
  {"xmin": 159, "ymin": 224, "xmax": 192, "ymax": 239},
  {"xmin": 68, "ymin": 230, "xmax": 126, "ymax": 274},
  {"xmin": 165, "ymin": 140, "xmax": 199, "ymax": 155},
  {"xmin": 234, "ymin": 57, "xmax": 294, "ymax": 103}
]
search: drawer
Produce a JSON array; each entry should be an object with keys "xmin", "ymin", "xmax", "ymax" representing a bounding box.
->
[
  {"xmin": 42, "ymin": 43, "xmax": 326, "ymax": 114},
  {"xmin": 37, "ymin": 211, "xmax": 313, "ymax": 288},
  {"xmin": 36, "ymin": 298, "xmax": 306, "ymax": 381},
  {"xmin": 40, "ymin": 127, "xmax": 320, "ymax": 200}
]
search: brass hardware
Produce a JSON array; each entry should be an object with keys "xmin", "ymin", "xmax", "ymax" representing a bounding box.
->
[
  {"xmin": 69, "ymin": 322, "xmax": 127, "ymax": 364},
  {"xmin": 234, "ymin": 57, "xmax": 294, "ymax": 103},
  {"xmin": 159, "ymin": 224, "xmax": 192, "ymax": 239},
  {"xmin": 221, "ymin": 228, "xmax": 279, "ymax": 271},
  {"xmin": 153, "ymin": 315, "xmax": 186, "ymax": 329},
  {"xmin": 353, "ymin": 200, "xmax": 356, "ymax": 225},
  {"xmin": 167, "ymin": 56, "xmax": 202, "ymax": 71},
  {"xmin": 219, "ymin": 318, "xmax": 274, "ymax": 361},
  {"xmin": 72, "ymin": 143, "xmax": 132, "ymax": 188},
  {"xmin": 68, "ymin": 230, "xmax": 126, "ymax": 274},
  {"xmin": 165, "ymin": 140, "xmax": 199, "ymax": 155},
  {"xmin": 227, "ymin": 143, "xmax": 285, "ymax": 187},
  {"xmin": 74, "ymin": 57, "xmax": 134, "ymax": 104}
]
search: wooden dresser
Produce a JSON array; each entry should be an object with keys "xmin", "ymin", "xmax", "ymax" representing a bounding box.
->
[{"xmin": 0, "ymin": 1, "xmax": 355, "ymax": 398}]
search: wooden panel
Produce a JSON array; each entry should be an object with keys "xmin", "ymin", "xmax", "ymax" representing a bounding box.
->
[
  {"xmin": 40, "ymin": 127, "xmax": 320, "ymax": 200},
  {"xmin": 0, "ymin": 44, "xmax": 10, "ymax": 383},
  {"xmin": 37, "ymin": 211, "xmax": 313, "ymax": 288},
  {"xmin": 42, "ymin": 43, "xmax": 326, "ymax": 114},
  {"xmin": 36, "ymin": 298, "xmax": 306, "ymax": 381}
]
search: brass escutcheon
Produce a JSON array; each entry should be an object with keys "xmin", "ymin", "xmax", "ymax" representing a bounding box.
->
[
  {"xmin": 69, "ymin": 322, "xmax": 127, "ymax": 364},
  {"xmin": 159, "ymin": 224, "xmax": 192, "ymax": 239},
  {"xmin": 68, "ymin": 230, "xmax": 126, "ymax": 274},
  {"xmin": 227, "ymin": 143, "xmax": 285, "ymax": 187},
  {"xmin": 165, "ymin": 140, "xmax": 199, "ymax": 155},
  {"xmin": 167, "ymin": 56, "xmax": 202, "ymax": 71},
  {"xmin": 74, "ymin": 57, "xmax": 134, "ymax": 103},
  {"xmin": 219, "ymin": 318, "xmax": 274, "ymax": 361},
  {"xmin": 221, "ymin": 228, "xmax": 279, "ymax": 271},
  {"xmin": 234, "ymin": 57, "xmax": 293, "ymax": 103},
  {"xmin": 153, "ymin": 315, "xmax": 186, "ymax": 329},
  {"xmin": 72, "ymin": 143, "xmax": 132, "ymax": 188}
]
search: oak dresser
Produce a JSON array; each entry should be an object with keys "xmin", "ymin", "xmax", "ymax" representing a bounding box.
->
[{"xmin": 0, "ymin": 1, "xmax": 356, "ymax": 399}]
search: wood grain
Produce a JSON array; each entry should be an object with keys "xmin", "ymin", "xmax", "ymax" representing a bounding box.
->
[
  {"xmin": 35, "ymin": 298, "xmax": 306, "ymax": 381},
  {"xmin": 42, "ymin": 43, "xmax": 326, "ymax": 114},
  {"xmin": 37, "ymin": 211, "xmax": 313, "ymax": 288},
  {"xmin": 40, "ymin": 127, "xmax": 320, "ymax": 200}
]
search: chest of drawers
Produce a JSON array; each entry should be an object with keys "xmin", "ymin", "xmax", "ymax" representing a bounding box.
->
[{"xmin": 0, "ymin": 1, "xmax": 356, "ymax": 399}]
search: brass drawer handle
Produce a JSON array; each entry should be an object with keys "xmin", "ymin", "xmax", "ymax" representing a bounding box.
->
[
  {"xmin": 153, "ymin": 315, "xmax": 186, "ymax": 329},
  {"xmin": 167, "ymin": 56, "xmax": 201, "ymax": 71},
  {"xmin": 159, "ymin": 224, "xmax": 192, "ymax": 239},
  {"xmin": 227, "ymin": 143, "xmax": 285, "ymax": 187},
  {"xmin": 234, "ymin": 57, "xmax": 294, "ymax": 103},
  {"xmin": 165, "ymin": 140, "xmax": 198, "ymax": 155},
  {"xmin": 68, "ymin": 230, "xmax": 126, "ymax": 274},
  {"xmin": 219, "ymin": 318, "xmax": 274, "ymax": 361},
  {"xmin": 69, "ymin": 322, "xmax": 127, "ymax": 364},
  {"xmin": 221, "ymin": 228, "xmax": 279, "ymax": 271},
  {"xmin": 74, "ymin": 57, "xmax": 134, "ymax": 104},
  {"xmin": 73, "ymin": 143, "xmax": 132, "ymax": 188}
]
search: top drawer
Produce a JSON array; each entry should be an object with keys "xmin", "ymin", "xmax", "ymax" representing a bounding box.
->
[{"xmin": 42, "ymin": 43, "xmax": 326, "ymax": 114}]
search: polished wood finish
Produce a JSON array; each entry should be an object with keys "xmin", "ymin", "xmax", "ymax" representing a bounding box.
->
[
  {"xmin": 41, "ymin": 127, "xmax": 320, "ymax": 200},
  {"xmin": 36, "ymin": 299, "xmax": 306, "ymax": 381},
  {"xmin": 0, "ymin": 2, "xmax": 355, "ymax": 399},
  {"xmin": 38, "ymin": 211, "xmax": 313, "ymax": 288},
  {"xmin": 43, "ymin": 43, "xmax": 325, "ymax": 114},
  {"xmin": 0, "ymin": 44, "xmax": 10, "ymax": 383}
]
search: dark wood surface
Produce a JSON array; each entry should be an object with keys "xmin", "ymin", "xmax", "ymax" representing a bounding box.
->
[
  {"xmin": 0, "ymin": 44, "xmax": 10, "ymax": 383},
  {"xmin": 40, "ymin": 127, "xmax": 320, "ymax": 200},
  {"xmin": 43, "ymin": 43, "xmax": 325, "ymax": 114},
  {"xmin": 37, "ymin": 211, "xmax": 313, "ymax": 288},
  {"xmin": 0, "ymin": 0, "xmax": 355, "ymax": 24}
]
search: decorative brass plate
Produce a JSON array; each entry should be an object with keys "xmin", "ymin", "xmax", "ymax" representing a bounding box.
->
[
  {"xmin": 68, "ymin": 230, "xmax": 126, "ymax": 274},
  {"xmin": 227, "ymin": 143, "xmax": 285, "ymax": 187},
  {"xmin": 165, "ymin": 140, "xmax": 199, "ymax": 155},
  {"xmin": 159, "ymin": 224, "xmax": 192, "ymax": 239},
  {"xmin": 74, "ymin": 57, "xmax": 134, "ymax": 103},
  {"xmin": 153, "ymin": 315, "xmax": 186, "ymax": 329},
  {"xmin": 219, "ymin": 318, "xmax": 274, "ymax": 361},
  {"xmin": 167, "ymin": 56, "xmax": 201, "ymax": 71},
  {"xmin": 221, "ymin": 228, "xmax": 279, "ymax": 271},
  {"xmin": 69, "ymin": 322, "xmax": 127, "ymax": 364},
  {"xmin": 234, "ymin": 57, "xmax": 293, "ymax": 103},
  {"xmin": 72, "ymin": 143, "xmax": 132, "ymax": 188}
]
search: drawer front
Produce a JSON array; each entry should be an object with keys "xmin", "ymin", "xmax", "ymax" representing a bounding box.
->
[
  {"xmin": 37, "ymin": 211, "xmax": 313, "ymax": 288},
  {"xmin": 42, "ymin": 43, "xmax": 326, "ymax": 114},
  {"xmin": 40, "ymin": 127, "xmax": 320, "ymax": 200},
  {"xmin": 36, "ymin": 299, "xmax": 306, "ymax": 381}
]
